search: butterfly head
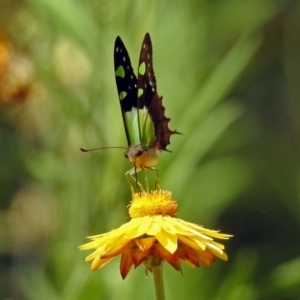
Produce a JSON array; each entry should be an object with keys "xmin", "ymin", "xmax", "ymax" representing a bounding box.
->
[
  {"xmin": 125, "ymin": 143, "xmax": 143, "ymax": 163},
  {"xmin": 125, "ymin": 143, "xmax": 158, "ymax": 172}
]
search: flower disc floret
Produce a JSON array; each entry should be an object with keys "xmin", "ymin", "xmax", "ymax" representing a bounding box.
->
[{"xmin": 129, "ymin": 190, "xmax": 177, "ymax": 217}]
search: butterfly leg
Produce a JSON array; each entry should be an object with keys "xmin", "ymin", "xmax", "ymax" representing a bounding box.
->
[
  {"xmin": 125, "ymin": 173, "xmax": 135, "ymax": 194},
  {"xmin": 143, "ymin": 170, "xmax": 150, "ymax": 192},
  {"xmin": 153, "ymin": 168, "xmax": 160, "ymax": 190},
  {"xmin": 142, "ymin": 167, "xmax": 160, "ymax": 190},
  {"xmin": 125, "ymin": 166, "xmax": 143, "ymax": 193}
]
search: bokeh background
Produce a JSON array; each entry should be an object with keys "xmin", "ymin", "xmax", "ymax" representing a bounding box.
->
[{"xmin": 1, "ymin": 0, "xmax": 300, "ymax": 299}]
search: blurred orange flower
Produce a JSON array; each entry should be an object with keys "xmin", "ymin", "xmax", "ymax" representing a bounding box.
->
[{"xmin": 0, "ymin": 37, "xmax": 44, "ymax": 104}]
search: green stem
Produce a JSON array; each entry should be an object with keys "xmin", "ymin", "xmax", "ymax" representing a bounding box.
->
[{"xmin": 152, "ymin": 259, "xmax": 165, "ymax": 300}]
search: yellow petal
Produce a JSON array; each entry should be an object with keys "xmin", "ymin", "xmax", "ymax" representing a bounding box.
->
[
  {"xmin": 85, "ymin": 245, "xmax": 106, "ymax": 261},
  {"xmin": 146, "ymin": 220, "xmax": 161, "ymax": 236},
  {"xmin": 155, "ymin": 229, "xmax": 178, "ymax": 254},
  {"xmin": 101, "ymin": 238, "xmax": 133, "ymax": 258},
  {"xmin": 186, "ymin": 222, "xmax": 232, "ymax": 239},
  {"xmin": 178, "ymin": 235, "xmax": 206, "ymax": 251},
  {"xmin": 155, "ymin": 216, "xmax": 178, "ymax": 235},
  {"xmin": 91, "ymin": 256, "xmax": 114, "ymax": 270},
  {"xmin": 166, "ymin": 218, "xmax": 195, "ymax": 236},
  {"xmin": 124, "ymin": 217, "xmax": 152, "ymax": 239},
  {"xmin": 201, "ymin": 229, "xmax": 233, "ymax": 239},
  {"xmin": 205, "ymin": 243, "xmax": 228, "ymax": 260}
]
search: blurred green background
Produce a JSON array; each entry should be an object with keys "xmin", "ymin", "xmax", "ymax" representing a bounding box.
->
[{"xmin": 1, "ymin": 0, "xmax": 300, "ymax": 299}]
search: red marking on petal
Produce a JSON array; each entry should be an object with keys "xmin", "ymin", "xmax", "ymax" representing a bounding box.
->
[
  {"xmin": 177, "ymin": 245, "xmax": 200, "ymax": 267},
  {"xmin": 120, "ymin": 249, "xmax": 134, "ymax": 279},
  {"xmin": 130, "ymin": 247, "xmax": 151, "ymax": 267},
  {"xmin": 153, "ymin": 243, "xmax": 180, "ymax": 271},
  {"xmin": 134, "ymin": 237, "xmax": 156, "ymax": 251}
]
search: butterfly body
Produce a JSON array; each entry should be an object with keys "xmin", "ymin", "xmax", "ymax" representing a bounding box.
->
[
  {"xmin": 114, "ymin": 33, "xmax": 179, "ymax": 177},
  {"xmin": 125, "ymin": 143, "xmax": 158, "ymax": 175}
]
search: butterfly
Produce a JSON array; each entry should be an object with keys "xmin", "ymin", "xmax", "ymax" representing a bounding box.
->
[{"xmin": 114, "ymin": 33, "xmax": 180, "ymax": 179}]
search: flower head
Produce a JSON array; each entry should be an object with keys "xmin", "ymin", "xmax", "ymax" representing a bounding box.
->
[{"xmin": 79, "ymin": 190, "xmax": 232, "ymax": 279}]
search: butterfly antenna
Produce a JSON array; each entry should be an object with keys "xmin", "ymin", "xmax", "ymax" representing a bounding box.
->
[{"xmin": 80, "ymin": 146, "xmax": 127, "ymax": 152}]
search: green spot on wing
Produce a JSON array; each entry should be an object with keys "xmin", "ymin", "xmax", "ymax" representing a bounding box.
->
[
  {"xmin": 124, "ymin": 109, "xmax": 140, "ymax": 144},
  {"xmin": 139, "ymin": 108, "xmax": 155, "ymax": 148},
  {"xmin": 139, "ymin": 62, "xmax": 146, "ymax": 75},
  {"xmin": 119, "ymin": 91, "xmax": 127, "ymax": 100},
  {"xmin": 115, "ymin": 65, "xmax": 125, "ymax": 78},
  {"xmin": 138, "ymin": 88, "xmax": 143, "ymax": 97}
]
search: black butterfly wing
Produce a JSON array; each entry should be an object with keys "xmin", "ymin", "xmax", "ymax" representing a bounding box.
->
[
  {"xmin": 114, "ymin": 36, "xmax": 140, "ymax": 146},
  {"xmin": 137, "ymin": 33, "xmax": 157, "ymax": 148},
  {"xmin": 137, "ymin": 33, "xmax": 179, "ymax": 151}
]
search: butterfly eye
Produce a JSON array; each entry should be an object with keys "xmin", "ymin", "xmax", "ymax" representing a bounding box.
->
[
  {"xmin": 124, "ymin": 151, "xmax": 129, "ymax": 158},
  {"xmin": 134, "ymin": 149, "xmax": 143, "ymax": 157}
]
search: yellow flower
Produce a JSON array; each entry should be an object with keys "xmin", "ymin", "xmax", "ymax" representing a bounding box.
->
[{"xmin": 79, "ymin": 190, "xmax": 233, "ymax": 279}]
